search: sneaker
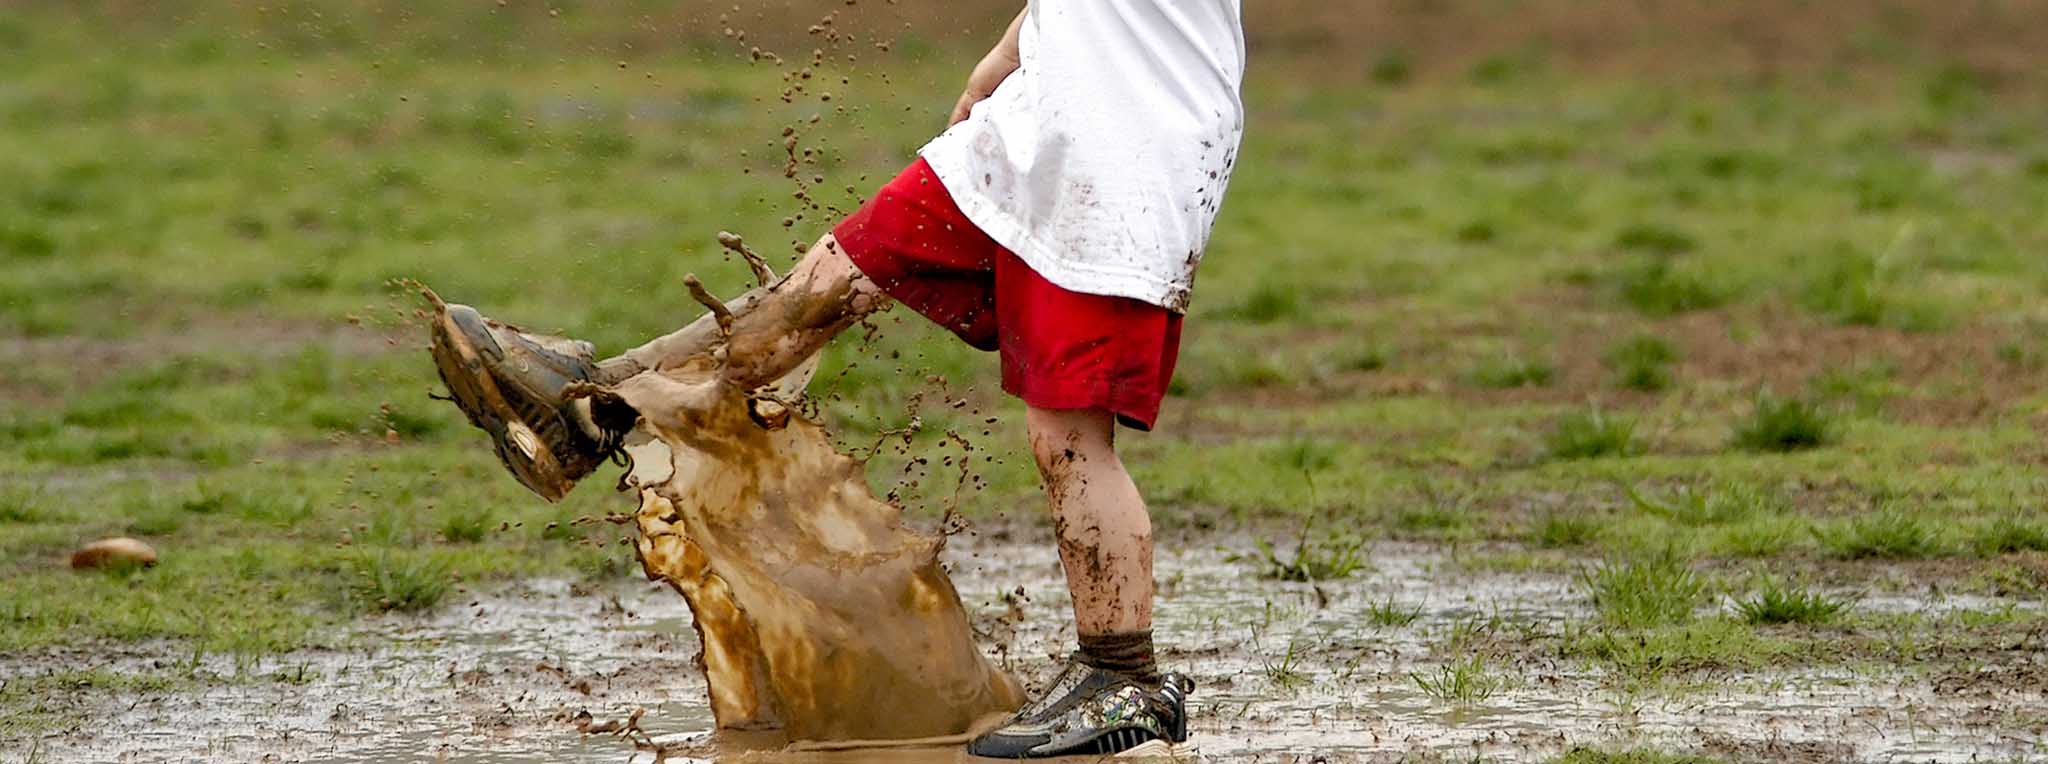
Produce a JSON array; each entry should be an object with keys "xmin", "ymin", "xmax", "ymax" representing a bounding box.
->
[
  {"xmin": 966, "ymin": 657, "xmax": 1193, "ymax": 759},
  {"xmin": 424, "ymin": 290, "xmax": 632, "ymax": 502}
]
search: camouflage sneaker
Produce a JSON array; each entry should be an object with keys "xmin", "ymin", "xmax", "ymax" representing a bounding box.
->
[
  {"xmin": 425, "ymin": 290, "xmax": 632, "ymax": 502},
  {"xmin": 967, "ymin": 657, "xmax": 1192, "ymax": 759}
]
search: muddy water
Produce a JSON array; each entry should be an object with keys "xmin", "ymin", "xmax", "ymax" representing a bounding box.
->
[
  {"xmin": 603, "ymin": 357, "xmax": 1021, "ymax": 742},
  {"xmin": 11, "ymin": 540, "xmax": 2044, "ymax": 763}
]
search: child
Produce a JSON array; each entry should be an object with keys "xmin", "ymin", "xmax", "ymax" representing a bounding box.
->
[{"xmin": 429, "ymin": 1, "xmax": 1243, "ymax": 756}]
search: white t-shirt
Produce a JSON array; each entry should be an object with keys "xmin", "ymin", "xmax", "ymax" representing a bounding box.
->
[{"xmin": 918, "ymin": 0, "xmax": 1246, "ymax": 312}]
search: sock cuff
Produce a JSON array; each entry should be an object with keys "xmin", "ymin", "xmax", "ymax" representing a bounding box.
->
[{"xmin": 1078, "ymin": 629, "xmax": 1161, "ymax": 684}]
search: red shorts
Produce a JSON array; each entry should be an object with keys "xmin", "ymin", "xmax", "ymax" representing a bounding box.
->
[{"xmin": 832, "ymin": 158, "xmax": 1183, "ymax": 430}]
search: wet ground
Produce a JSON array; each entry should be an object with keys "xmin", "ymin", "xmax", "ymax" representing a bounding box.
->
[{"xmin": 6, "ymin": 532, "xmax": 2045, "ymax": 763}]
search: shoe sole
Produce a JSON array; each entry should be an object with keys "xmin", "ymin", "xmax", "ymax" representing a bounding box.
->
[
  {"xmin": 424, "ymin": 289, "xmax": 575, "ymax": 502},
  {"xmin": 1115, "ymin": 739, "xmax": 1195, "ymax": 760}
]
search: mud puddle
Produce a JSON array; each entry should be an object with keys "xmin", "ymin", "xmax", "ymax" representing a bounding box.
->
[{"xmin": 7, "ymin": 538, "xmax": 2044, "ymax": 763}]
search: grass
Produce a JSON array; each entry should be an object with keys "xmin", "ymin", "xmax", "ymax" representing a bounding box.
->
[
  {"xmin": 1239, "ymin": 532, "xmax": 1370, "ymax": 583},
  {"xmin": 1365, "ymin": 595, "xmax": 1425, "ymax": 627},
  {"xmin": 1470, "ymin": 355, "xmax": 1556, "ymax": 388},
  {"xmin": 1261, "ymin": 638, "xmax": 1311, "ymax": 691},
  {"xmin": 1971, "ymin": 514, "xmax": 2048, "ymax": 556},
  {"xmin": 1815, "ymin": 511, "xmax": 1942, "ymax": 560},
  {"xmin": 1616, "ymin": 258, "xmax": 1726, "ymax": 316},
  {"xmin": 0, "ymin": 0, "xmax": 2043, "ymax": 712},
  {"xmin": 1548, "ymin": 406, "xmax": 1639, "ymax": 460},
  {"xmin": 1799, "ymin": 241, "xmax": 1950, "ymax": 331},
  {"xmin": 1606, "ymin": 334, "xmax": 1677, "ymax": 392},
  {"xmin": 439, "ymin": 512, "xmax": 492, "ymax": 544},
  {"xmin": 1731, "ymin": 394, "xmax": 1834, "ymax": 453},
  {"xmin": 1410, "ymin": 656, "xmax": 1503, "ymax": 704},
  {"xmin": 350, "ymin": 550, "xmax": 454, "ymax": 613},
  {"xmin": 1627, "ymin": 483, "xmax": 1768, "ymax": 527},
  {"xmin": 1531, "ymin": 512, "xmax": 1604, "ymax": 548},
  {"xmin": 1578, "ymin": 551, "xmax": 1710, "ymax": 628},
  {"xmin": 1565, "ymin": 618, "xmax": 1791, "ymax": 682},
  {"xmin": 1225, "ymin": 281, "xmax": 1305, "ymax": 324},
  {"xmin": 1733, "ymin": 579, "xmax": 1852, "ymax": 625}
]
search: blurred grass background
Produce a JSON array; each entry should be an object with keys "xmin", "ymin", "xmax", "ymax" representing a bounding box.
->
[{"xmin": 3, "ymin": 0, "xmax": 2047, "ymax": 658}]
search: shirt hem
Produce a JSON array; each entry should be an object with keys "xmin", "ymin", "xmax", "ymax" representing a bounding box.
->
[{"xmin": 919, "ymin": 152, "xmax": 1194, "ymax": 313}]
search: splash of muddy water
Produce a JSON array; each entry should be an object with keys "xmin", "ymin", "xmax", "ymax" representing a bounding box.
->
[{"xmin": 595, "ymin": 354, "xmax": 1023, "ymax": 743}]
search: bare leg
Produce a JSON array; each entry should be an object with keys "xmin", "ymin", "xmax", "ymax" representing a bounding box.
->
[
  {"xmin": 603, "ymin": 235, "xmax": 888, "ymax": 389},
  {"xmin": 1027, "ymin": 406, "xmax": 1158, "ymax": 681}
]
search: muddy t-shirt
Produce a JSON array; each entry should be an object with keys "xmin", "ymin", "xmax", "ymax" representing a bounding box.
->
[{"xmin": 918, "ymin": 0, "xmax": 1246, "ymax": 312}]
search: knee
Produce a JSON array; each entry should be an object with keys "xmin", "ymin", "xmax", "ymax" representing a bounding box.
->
[
  {"xmin": 796, "ymin": 234, "xmax": 886, "ymax": 311},
  {"xmin": 1025, "ymin": 408, "xmax": 1114, "ymax": 484}
]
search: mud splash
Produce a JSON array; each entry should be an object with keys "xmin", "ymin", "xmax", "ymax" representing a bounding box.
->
[{"xmin": 599, "ymin": 354, "xmax": 1021, "ymax": 743}]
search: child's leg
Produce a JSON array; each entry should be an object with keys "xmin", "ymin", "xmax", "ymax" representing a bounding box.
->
[
  {"xmin": 1026, "ymin": 405, "xmax": 1160, "ymax": 685},
  {"xmin": 606, "ymin": 235, "xmax": 888, "ymax": 389}
]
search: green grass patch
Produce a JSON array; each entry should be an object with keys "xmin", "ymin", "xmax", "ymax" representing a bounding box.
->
[
  {"xmin": 1366, "ymin": 594, "xmax": 1425, "ymax": 627},
  {"xmin": 1235, "ymin": 529, "xmax": 1369, "ymax": 583},
  {"xmin": 1469, "ymin": 355, "xmax": 1555, "ymax": 388},
  {"xmin": 1971, "ymin": 514, "xmax": 2048, "ymax": 556},
  {"xmin": 1613, "ymin": 223, "xmax": 1698, "ymax": 255},
  {"xmin": 349, "ymin": 549, "xmax": 455, "ymax": 613},
  {"xmin": 1260, "ymin": 638, "xmax": 1311, "ymax": 691},
  {"xmin": 1578, "ymin": 551, "xmax": 1709, "ymax": 628},
  {"xmin": 1411, "ymin": 656, "xmax": 1504, "ymax": 704},
  {"xmin": 1731, "ymin": 394, "xmax": 1834, "ymax": 453},
  {"xmin": 439, "ymin": 511, "xmax": 491, "ymax": 544},
  {"xmin": 1531, "ymin": 511, "xmax": 1605, "ymax": 548},
  {"xmin": 1606, "ymin": 334, "xmax": 1678, "ymax": 392},
  {"xmin": 1224, "ymin": 281, "xmax": 1304, "ymax": 324},
  {"xmin": 1548, "ymin": 406, "xmax": 1640, "ymax": 460},
  {"xmin": 1815, "ymin": 511, "xmax": 1942, "ymax": 559},
  {"xmin": 1732, "ymin": 578, "xmax": 1852, "ymax": 625},
  {"xmin": 1565, "ymin": 618, "xmax": 1791, "ymax": 682},
  {"xmin": 1798, "ymin": 242, "xmax": 1950, "ymax": 331},
  {"xmin": 1627, "ymin": 482, "xmax": 1770, "ymax": 526},
  {"xmin": 1616, "ymin": 259, "xmax": 1726, "ymax": 316}
]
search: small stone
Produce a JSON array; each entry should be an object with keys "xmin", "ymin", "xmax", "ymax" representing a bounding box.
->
[{"xmin": 70, "ymin": 537, "xmax": 158, "ymax": 570}]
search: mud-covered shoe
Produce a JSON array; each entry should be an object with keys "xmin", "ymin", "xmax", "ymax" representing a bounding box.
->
[
  {"xmin": 967, "ymin": 657, "xmax": 1192, "ymax": 759},
  {"xmin": 425, "ymin": 290, "xmax": 632, "ymax": 502}
]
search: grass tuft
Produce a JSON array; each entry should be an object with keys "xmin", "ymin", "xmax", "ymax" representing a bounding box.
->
[
  {"xmin": 1565, "ymin": 618, "xmax": 1788, "ymax": 682},
  {"xmin": 1340, "ymin": 346, "xmax": 1389, "ymax": 372},
  {"xmin": 1531, "ymin": 511, "xmax": 1603, "ymax": 548},
  {"xmin": 1617, "ymin": 259, "xmax": 1725, "ymax": 316},
  {"xmin": 1260, "ymin": 639, "xmax": 1311, "ymax": 691},
  {"xmin": 1733, "ymin": 578, "xmax": 1852, "ymax": 625},
  {"xmin": 1799, "ymin": 243, "xmax": 1949, "ymax": 331},
  {"xmin": 1971, "ymin": 514, "xmax": 2048, "ymax": 556},
  {"xmin": 1578, "ymin": 550, "xmax": 1708, "ymax": 628},
  {"xmin": 1225, "ymin": 355, "xmax": 1295, "ymax": 388},
  {"xmin": 1411, "ymin": 656, "xmax": 1503, "ymax": 704},
  {"xmin": 439, "ymin": 512, "xmax": 490, "ymax": 544},
  {"xmin": 1613, "ymin": 223, "xmax": 1698, "ymax": 255},
  {"xmin": 0, "ymin": 488, "xmax": 46, "ymax": 523},
  {"xmin": 1627, "ymin": 483, "xmax": 1767, "ymax": 526},
  {"xmin": 1237, "ymin": 533, "xmax": 1368, "ymax": 583},
  {"xmin": 1815, "ymin": 511, "xmax": 1939, "ymax": 559},
  {"xmin": 1365, "ymin": 595, "xmax": 1425, "ymax": 627},
  {"xmin": 1548, "ymin": 406, "xmax": 1639, "ymax": 460},
  {"xmin": 350, "ymin": 550, "xmax": 453, "ymax": 613},
  {"xmin": 1470, "ymin": 355, "xmax": 1554, "ymax": 388},
  {"xmin": 1607, "ymin": 334, "xmax": 1678, "ymax": 391},
  {"xmin": 1732, "ymin": 394, "xmax": 1833, "ymax": 452},
  {"xmin": 1226, "ymin": 281, "xmax": 1303, "ymax": 324}
]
